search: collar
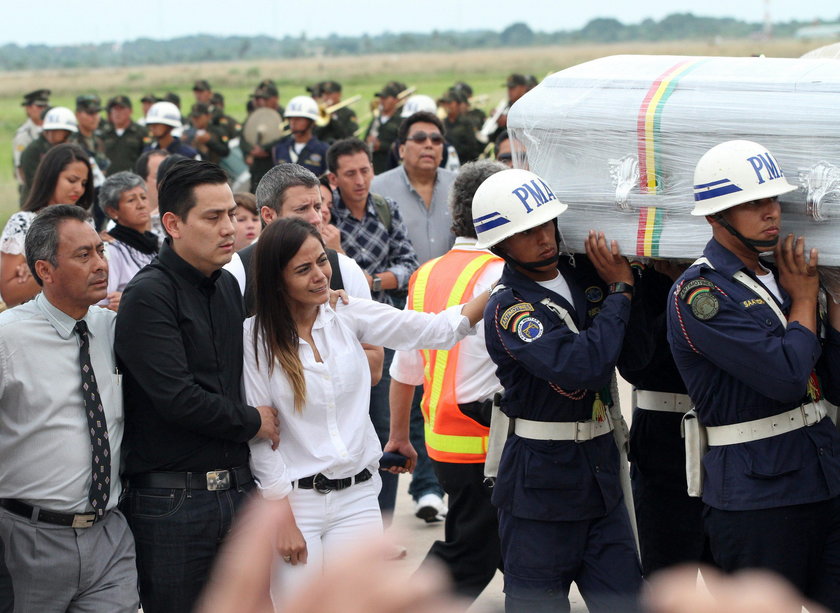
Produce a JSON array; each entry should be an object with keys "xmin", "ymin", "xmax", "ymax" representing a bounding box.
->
[
  {"xmin": 35, "ymin": 293, "xmax": 93, "ymax": 340},
  {"xmin": 399, "ymin": 165, "xmax": 439, "ymax": 192},
  {"xmin": 702, "ymin": 237, "xmax": 770, "ymax": 278},
  {"xmin": 452, "ymin": 237, "xmax": 486, "ymax": 252},
  {"xmin": 333, "ymin": 191, "xmax": 376, "ymax": 221},
  {"xmin": 159, "ymin": 239, "xmax": 221, "ymax": 290}
]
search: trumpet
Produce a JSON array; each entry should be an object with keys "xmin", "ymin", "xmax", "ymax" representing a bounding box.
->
[
  {"xmin": 477, "ymin": 98, "xmax": 508, "ymax": 144},
  {"xmin": 315, "ymin": 95, "xmax": 362, "ymax": 127}
]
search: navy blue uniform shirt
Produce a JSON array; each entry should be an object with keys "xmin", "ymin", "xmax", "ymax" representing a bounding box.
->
[
  {"xmin": 485, "ymin": 256, "xmax": 631, "ymax": 521},
  {"xmin": 271, "ymin": 136, "xmax": 329, "ymax": 177},
  {"xmin": 666, "ymin": 238, "xmax": 840, "ymax": 511}
]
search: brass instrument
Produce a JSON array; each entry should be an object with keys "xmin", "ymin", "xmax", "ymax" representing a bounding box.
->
[
  {"xmin": 477, "ymin": 98, "xmax": 508, "ymax": 144},
  {"xmin": 362, "ymin": 86, "xmax": 416, "ymax": 141},
  {"xmin": 315, "ymin": 95, "xmax": 362, "ymax": 127}
]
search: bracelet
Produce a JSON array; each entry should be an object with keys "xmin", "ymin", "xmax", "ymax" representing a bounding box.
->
[{"xmin": 608, "ymin": 282, "xmax": 634, "ymax": 297}]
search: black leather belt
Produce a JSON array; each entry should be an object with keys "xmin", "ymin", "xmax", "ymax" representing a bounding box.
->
[
  {"xmin": 128, "ymin": 466, "xmax": 253, "ymax": 491},
  {"xmin": 0, "ymin": 499, "xmax": 101, "ymax": 529},
  {"xmin": 296, "ymin": 469, "xmax": 372, "ymax": 494}
]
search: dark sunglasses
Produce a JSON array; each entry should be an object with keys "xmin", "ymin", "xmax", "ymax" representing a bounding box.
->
[
  {"xmin": 497, "ymin": 153, "xmax": 513, "ymax": 162},
  {"xmin": 406, "ymin": 131, "xmax": 444, "ymax": 145}
]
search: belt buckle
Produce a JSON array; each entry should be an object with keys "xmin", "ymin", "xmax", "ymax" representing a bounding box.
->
[
  {"xmin": 574, "ymin": 421, "xmax": 590, "ymax": 443},
  {"xmin": 206, "ymin": 470, "xmax": 231, "ymax": 491},
  {"xmin": 801, "ymin": 403, "xmax": 818, "ymax": 427},
  {"xmin": 312, "ymin": 473, "xmax": 332, "ymax": 494},
  {"xmin": 71, "ymin": 513, "xmax": 96, "ymax": 529}
]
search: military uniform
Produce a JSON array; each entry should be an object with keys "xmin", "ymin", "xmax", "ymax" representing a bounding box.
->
[
  {"xmin": 444, "ymin": 116, "xmax": 483, "ymax": 164},
  {"xmin": 486, "ymin": 256, "xmax": 642, "ymax": 612},
  {"xmin": 212, "ymin": 111, "xmax": 241, "ymax": 142},
  {"xmin": 315, "ymin": 106, "xmax": 359, "ymax": 144},
  {"xmin": 18, "ymin": 135, "xmax": 52, "ymax": 204},
  {"xmin": 365, "ymin": 114, "xmax": 401, "ymax": 175},
  {"xmin": 13, "ymin": 119, "xmax": 42, "ymax": 180},
  {"xmin": 101, "ymin": 121, "xmax": 148, "ymax": 175},
  {"xmin": 271, "ymin": 136, "xmax": 328, "ymax": 176},
  {"xmin": 143, "ymin": 137, "xmax": 199, "ymax": 160},
  {"xmin": 667, "ymin": 237, "xmax": 840, "ymax": 610},
  {"xmin": 617, "ymin": 264, "xmax": 707, "ymax": 576}
]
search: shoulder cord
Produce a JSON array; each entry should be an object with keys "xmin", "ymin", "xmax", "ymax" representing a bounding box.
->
[{"xmin": 493, "ymin": 301, "xmax": 587, "ymax": 400}]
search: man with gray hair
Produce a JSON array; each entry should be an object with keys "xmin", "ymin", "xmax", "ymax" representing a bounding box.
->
[
  {"xmin": 225, "ymin": 163, "xmax": 371, "ymax": 306},
  {"xmin": 0, "ymin": 205, "xmax": 138, "ymax": 612},
  {"xmin": 387, "ymin": 160, "xmax": 507, "ymax": 599}
]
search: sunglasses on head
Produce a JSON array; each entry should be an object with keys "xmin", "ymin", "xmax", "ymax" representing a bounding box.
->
[{"xmin": 406, "ymin": 131, "xmax": 444, "ymax": 145}]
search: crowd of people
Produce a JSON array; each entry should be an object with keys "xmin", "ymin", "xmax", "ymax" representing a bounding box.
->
[{"xmin": 1, "ymin": 68, "xmax": 839, "ymax": 613}]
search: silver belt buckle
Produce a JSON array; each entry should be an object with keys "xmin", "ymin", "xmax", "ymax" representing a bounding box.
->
[
  {"xmin": 206, "ymin": 470, "xmax": 231, "ymax": 491},
  {"xmin": 801, "ymin": 402, "xmax": 819, "ymax": 427},
  {"xmin": 71, "ymin": 513, "xmax": 96, "ymax": 529},
  {"xmin": 574, "ymin": 421, "xmax": 590, "ymax": 443}
]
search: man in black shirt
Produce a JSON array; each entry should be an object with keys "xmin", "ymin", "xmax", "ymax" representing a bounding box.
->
[{"xmin": 115, "ymin": 159, "xmax": 279, "ymax": 613}]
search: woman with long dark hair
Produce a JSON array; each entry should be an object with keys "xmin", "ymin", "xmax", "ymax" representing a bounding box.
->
[
  {"xmin": 243, "ymin": 217, "xmax": 489, "ymax": 603},
  {"xmin": 0, "ymin": 143, "xmax": 94, "ymax": 306}
]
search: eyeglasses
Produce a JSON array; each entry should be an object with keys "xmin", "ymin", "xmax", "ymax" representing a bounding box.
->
[
  {"xmin": 406, "ymin": 131, "xmax": 444, "ymax": 145},
  {"xmin": 497, "ymin": 153, "xmax": 513, "ymax": 162}
]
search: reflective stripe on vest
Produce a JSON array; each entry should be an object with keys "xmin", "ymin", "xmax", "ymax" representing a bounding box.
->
[{"xmin": 408, "ymin": 249, "xmax": 501, "ymax": 463}]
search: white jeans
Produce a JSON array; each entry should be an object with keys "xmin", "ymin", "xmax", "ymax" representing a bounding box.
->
[{"xmin": 271, "ymin": 471, "xmax": 383, "ymax": 605}]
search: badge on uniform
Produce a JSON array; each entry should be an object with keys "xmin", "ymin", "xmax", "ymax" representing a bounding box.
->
[
  {"xmin": 679, "ymin": 278, "xmax": 720, "ymax": 321},
  {"xmin": 585, "ymin": 286, "xmax": 603, "ymax": 303},
  {"xmin": 516, "ymin": 316, "xmax": 544, "ymax": 342},
  {"xmin": 500, "ymin": 302, "xmax": 533, "ymax": 329}
]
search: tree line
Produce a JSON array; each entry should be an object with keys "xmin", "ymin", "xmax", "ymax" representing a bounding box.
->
[{"xmin": 2, "ymin": 12, "xmax": 836, "ymax": 71}]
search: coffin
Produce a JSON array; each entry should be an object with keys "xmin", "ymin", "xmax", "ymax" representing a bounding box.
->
[{"xmin": 507, "ymin": 55, "xmax": 840, "ymax": 263}]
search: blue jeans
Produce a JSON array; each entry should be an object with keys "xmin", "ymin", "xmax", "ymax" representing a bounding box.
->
[
  {"xmin": 120, "ymin": 481, "xmax": 254, "ymax": 613},
  {"xmin": 370, "ymin": 349, "xmax": 399, "ymax": 516}
]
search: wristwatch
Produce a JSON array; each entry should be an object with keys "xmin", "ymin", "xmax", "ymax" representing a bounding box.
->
[
  {"xmin": 371, "ymin": 275, "xmax": 382, "ymax": 292},
  {"xmin": 608, "ymin": 282, "xmax": 634, "ymax": 297}
]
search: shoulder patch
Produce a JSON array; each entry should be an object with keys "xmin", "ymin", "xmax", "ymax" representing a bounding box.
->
[
  {"xmin": 500, "ymin": 302, "xmax": 533, "ymax": 329},
  {"xmin": 584, "ymin": 285, "xmax": 603, "ymax": 303},
  {"xmin": 516, "ymin": 316, "xmax": 544, "ymax": 342},
  {"xmin": 679, "ymin": 279, "xmax": 720, "ymax": 321}
]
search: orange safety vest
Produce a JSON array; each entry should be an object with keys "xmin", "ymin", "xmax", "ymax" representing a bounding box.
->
[{"xmin": 407, "ymin": 248, "xmax": 501, "ymax": 463}]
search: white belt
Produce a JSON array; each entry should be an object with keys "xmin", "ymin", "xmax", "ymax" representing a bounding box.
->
[
  {"xmin": 636, "ymin": 390, "xmax": 692, "ymax": 414},
  {"xmin": 706, "ymin": 400, "xmax": 829, "ymax": 446},
  {"xmin": 514, "ymin": 417, "xmax": 614, "ymax": 442}
]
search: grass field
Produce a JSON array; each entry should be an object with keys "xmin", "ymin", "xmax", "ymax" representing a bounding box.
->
[{"xmin": 0, "ymin": 38, "xmax": 823, "ymax": 227}]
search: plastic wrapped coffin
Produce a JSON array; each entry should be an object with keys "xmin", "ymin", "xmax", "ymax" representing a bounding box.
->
[{"xmin": 507, "ymin": 55, "xmax": 840, "ymax": 263}]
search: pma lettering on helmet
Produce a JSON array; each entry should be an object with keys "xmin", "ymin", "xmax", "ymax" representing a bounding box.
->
[
  {"xmin": 511, "ymin": 178, "xmax": 556, "ymax": 213},
  {"xmin": 746, "ymin": 152, "xmax": 782, "ymax": 184}
]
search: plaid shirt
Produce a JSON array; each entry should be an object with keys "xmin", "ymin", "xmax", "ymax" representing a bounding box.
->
[{"xmin": 332, "ymin": 190, "xmax": 419, "ymax": 304}]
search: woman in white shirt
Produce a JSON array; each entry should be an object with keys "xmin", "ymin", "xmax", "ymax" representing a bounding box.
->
[
  {"xmin": 99, "ymin": 171, "xmax": 158, "ymax": 311},
  {"xmin": 243, "ymin": 217, "xmax": 489, "ymax": 602}
]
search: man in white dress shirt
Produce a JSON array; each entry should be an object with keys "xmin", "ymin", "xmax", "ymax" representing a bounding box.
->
[{"xmin": 0, "ymin": 205, "xmax": 137, "ymax": 613}]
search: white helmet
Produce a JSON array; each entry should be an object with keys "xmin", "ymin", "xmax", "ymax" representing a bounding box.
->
[
  {"xmin": 473, "ymin": 168, "xmax": 567, "ymax": 249},
  {"xmin": 284, "ymin": 96, "xmax": 320, "ymax": 122},
  {"xmin": 692, "ymin": 140, "xmax": 796, "ymax": 216},
  {"xmin": 42, "ymin": 106, "xmax": 78, "ymax": 133},
  {"xmin": 401, "ymin": 94, "xmax": 437, "ymax": 118},
  {"xmin": 145, "ymin": 101, "xmax": 182, "ymax": 128}
]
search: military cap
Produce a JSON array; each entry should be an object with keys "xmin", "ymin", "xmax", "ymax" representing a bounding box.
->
[
  {"xmin": 375, "ymin": 83, "xmax": 402, "ymax": 98},
  {"xmin": 439, "ymin": 88, "xmax": 467, "ymax": 104},
  {"xmin": 306, "ymin": 82, "xmax": 324, "ymax": 97},
  {"xmin": 163, "ymin": 92, "xmax": 181, "ymax": 107},
  {"xmin": 320, "ymin": 80, "xmax": 342, "ymax": 94},
  {"xmin": 505, "ymin": 74, "xmax": 529, "ymax": 88},
  {"xmin": 193, "ymin": 79, "xmax": 211, "ymax": 92},
  {"xmin": 76, "ymin": 94, "xmax": 102, "ymax": 113},
  {"xmin": 452, "ymin": 81, "xmax": 473, "ymax": 98},
  {"xmin": 107, "ymin": 95, "xmax": 132, "ymax": 110},
  {"xmin": 526, "ymin": 75, "xmax": 539, "ymax": 88},
  {"xmin": 190, "ymin": 102, "xmax": 211, "ymax": 116},
  {"xmin": 254, "ymin": 84, "xmax": 279, "ymax": 99},
  {"xmin": 141, "ymin": 93, "xmax": 159, "ymax": 104},
  {"xmin": 22, "ymin": 89, "xmax": 50, "ymax": 106},
  {"xmin": 210, "ymin": 92, "xmax": 225, "ymax": 105}
]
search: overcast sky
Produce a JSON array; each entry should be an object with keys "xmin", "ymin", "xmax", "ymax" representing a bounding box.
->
[{"xmin": 6, "ymin": 0, "xmax": 838, "ymax": 47}]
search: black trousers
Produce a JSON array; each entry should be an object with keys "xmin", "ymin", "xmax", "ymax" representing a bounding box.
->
[
  {"xmin": 705, "ymin": 495, "xmax": 840, "ymax": 612},
  {"xmin": 632, "ymin": 468, "xmax": 710, "ymax": 576},
  {"xmin": 421, "ymin": 460, "xmax": 502, "ymax": 600}
]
